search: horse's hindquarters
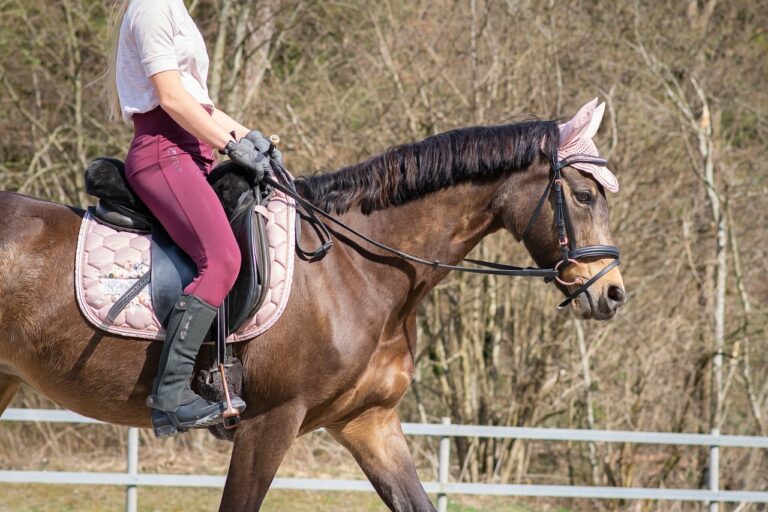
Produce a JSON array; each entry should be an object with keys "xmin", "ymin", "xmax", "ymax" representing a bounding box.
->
[{"xmin": 0, "ymin": 192, "xmax": 156, "ymax": 427}]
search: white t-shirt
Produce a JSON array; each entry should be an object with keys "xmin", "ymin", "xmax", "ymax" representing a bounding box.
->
[{"xmin": 116, "ymin": 0, "xmax": 213, "ymax": 122}]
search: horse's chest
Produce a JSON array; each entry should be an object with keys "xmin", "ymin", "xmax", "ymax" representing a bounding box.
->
[{"xmin": 340, "ymin": 339, "xmax": 415, "ymax": 412}]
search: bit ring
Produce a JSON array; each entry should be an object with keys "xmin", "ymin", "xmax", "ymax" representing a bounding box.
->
[{"xmin": 554, "ymin": 258, "xmax": 583, "ymax": 286}]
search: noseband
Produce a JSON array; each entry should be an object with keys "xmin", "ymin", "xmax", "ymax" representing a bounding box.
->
[
  {"xmin": 260, "ymin": 153, "xmax": 620, "ymax": 310},
  {"xmin": 520, "ymin": 154, "xmax": 621, "ymax": 309}
]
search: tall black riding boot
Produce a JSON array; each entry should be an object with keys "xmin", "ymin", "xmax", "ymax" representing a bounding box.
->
[{"xmin": 147, "ymin": 294, "xmax": 245, "ymax": 438}]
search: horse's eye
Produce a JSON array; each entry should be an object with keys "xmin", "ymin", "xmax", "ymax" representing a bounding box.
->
[{"xmin": 574, "ymin": 191, "xmax": 592, "ymax": 204}]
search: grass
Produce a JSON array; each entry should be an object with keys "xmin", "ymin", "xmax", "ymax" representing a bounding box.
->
[{"xmin": 0, "ymin": 484, "xmax": 554, "ymax": 511}]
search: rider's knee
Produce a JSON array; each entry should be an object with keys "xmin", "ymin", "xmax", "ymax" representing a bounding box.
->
[{"xmin": 215, "ymin": 241, "xmax": 242, "ymax": 290}]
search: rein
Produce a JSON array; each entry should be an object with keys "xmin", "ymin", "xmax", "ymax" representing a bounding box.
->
[{"xmin": 262, "ymin": 154, "xmax": 620, "ymax": 309}]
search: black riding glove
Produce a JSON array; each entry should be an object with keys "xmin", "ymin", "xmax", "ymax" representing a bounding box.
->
[
  {"xmin": 244, "ymin": 129, "xmax": 284, "ymax": 168},
  {"xmin": 224, "ymin": 138, "xmax": 271, "ymax": 182},
  {"xmin": 271, "ymin": 147, "xmax": 284, "ymax": 168},
  {"xmin": 244, "ymin": 130, "xmax": 270, "ymax": 153}
]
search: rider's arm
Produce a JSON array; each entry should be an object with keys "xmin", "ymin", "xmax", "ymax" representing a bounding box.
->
[
  {"xmin": 149, "ymin": 70, "xmax": 234, "ymax": 151},
  {"xmin": 211, "ymin": 108, "xmax": 250, "ymax": 141}
]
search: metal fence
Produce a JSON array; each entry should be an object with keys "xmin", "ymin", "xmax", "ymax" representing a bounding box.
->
[{"xmin": 3, "ymin": 408, "xmax": 768, "ymax": 512}]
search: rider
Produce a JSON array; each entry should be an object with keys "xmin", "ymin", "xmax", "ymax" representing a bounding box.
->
[{"xmin": 107, "ymin": 0, "xmax": 274, "ymax": 437}]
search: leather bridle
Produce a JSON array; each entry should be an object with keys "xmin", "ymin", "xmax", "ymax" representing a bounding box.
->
[
  {"xmin": 519, "ymin": 154, "xmax": 620, "ymax": 309},
  {"xmin": 260, "ymin": 153, "xmax": 620, "ymax": 310}
]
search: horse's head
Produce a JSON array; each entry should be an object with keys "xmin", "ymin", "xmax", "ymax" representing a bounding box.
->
[{"xmin": 493, "ymin": 99, "xmax": 625, "ymax": 320}]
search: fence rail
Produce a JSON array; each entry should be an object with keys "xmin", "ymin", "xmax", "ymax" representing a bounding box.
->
[{"xmin": 3, "ymin": 408, "xmax": 768, "ymax": 511}]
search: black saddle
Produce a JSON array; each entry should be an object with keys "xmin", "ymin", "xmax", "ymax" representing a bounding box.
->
[{"xmin": 84, "ymin": 158, "xmax": 272, "ymax": 335}]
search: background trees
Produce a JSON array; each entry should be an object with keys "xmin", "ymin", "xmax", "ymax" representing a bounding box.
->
[{"xmin": 1, "ymin": 0, "xmax": 766, "ymax": 509}]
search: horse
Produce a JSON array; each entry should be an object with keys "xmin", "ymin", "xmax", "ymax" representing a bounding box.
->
[{"xmin": 0, "ymin": 116, "xmax": 625, "ymax": 511}]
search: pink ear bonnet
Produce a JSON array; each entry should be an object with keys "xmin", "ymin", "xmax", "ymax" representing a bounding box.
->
[{"xmin": 558, "ymin": 98, "xmax": 619, "ymax": 193}]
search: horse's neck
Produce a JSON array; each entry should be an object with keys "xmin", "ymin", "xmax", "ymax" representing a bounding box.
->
[{"xmin": 335, "ymin": 177, "xmax": 504, "ymax": 306}]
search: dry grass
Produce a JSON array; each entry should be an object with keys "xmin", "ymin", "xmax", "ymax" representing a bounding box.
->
[
  {"xmin": 0, "ymin": 392, "xmax": 555, "ymax": 511},
  {"xmin": 0, "ymin": 484, "xmax": 566, "ymax": 512}
]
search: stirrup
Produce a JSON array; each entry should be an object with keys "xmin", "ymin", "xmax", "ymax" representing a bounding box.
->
[{"xmin": 151, "ymin": 396, "xmax": 246, "ymax": 438}]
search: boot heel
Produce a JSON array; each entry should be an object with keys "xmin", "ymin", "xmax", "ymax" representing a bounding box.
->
[{"xmin": 153, "ymin": 422, "xmax": 187, "ymax": 438}]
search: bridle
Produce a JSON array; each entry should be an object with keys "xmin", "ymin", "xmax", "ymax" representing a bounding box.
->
[
  {"xmin": 259, "ymin": 152, "xmax": 620, "ymax": 310},
  {"xmin": 519, "ymin": 154, "xmax": 620, "ymax": 309}
]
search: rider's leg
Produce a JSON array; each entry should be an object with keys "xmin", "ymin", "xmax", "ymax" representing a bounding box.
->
[
  {"xmin": 125, "ymin": 129, "xmax": 243, "ymax": 437},
  {"xmin": 126, "ymin": 135, "xmax": 242, "ymax": 306},
  {"xmin": 146, "ymin": 293, "xmax": 242, "ymax": 437}
]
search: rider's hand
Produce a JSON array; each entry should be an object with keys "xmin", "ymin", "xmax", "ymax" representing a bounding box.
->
[
  {"xmin": 224, "ymin": 138, "xmax": 270, "ymax": 181},
  {"xmin": 270, "ymin": 147, "xmax": 284, "ymax": 168},
  {"xmin": 243, "ymin": 130, "xmax": 270, "ymax": 152},
  {"xmin": 244, "ymin": 129, "xmax": 284, "ymax": 167}
]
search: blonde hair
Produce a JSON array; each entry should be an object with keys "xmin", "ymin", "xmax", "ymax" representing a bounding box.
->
[{"xmin": 106, "ymin": 1, "xmax": 130, "ymax": 121}]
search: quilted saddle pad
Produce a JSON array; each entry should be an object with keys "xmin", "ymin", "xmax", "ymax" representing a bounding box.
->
[{"xmin": 75, "ymin": 192, "xmax": 296, "ymax": 342}]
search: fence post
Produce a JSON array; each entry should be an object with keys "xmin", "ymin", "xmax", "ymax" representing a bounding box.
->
[
  {"xmin": 708, "ymin": 428, "xmax": 719, "ymax": 512},
  {"xmin": 437, "ymin": 417, "xmax": 451, "ymax": 512},
  {"xmin": 126, "ymin": 427, "xmax": 139, "ymax": 512}
]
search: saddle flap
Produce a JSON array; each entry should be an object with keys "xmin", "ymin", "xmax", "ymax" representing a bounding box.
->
[{"xmin": 224, "ymin": 190, "xmax": 270, "ymax": 333}]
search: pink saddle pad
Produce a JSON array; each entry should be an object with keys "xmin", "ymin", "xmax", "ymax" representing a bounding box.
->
[{"xmin": 75, "ymin": 191, "xmax": 296, "ymax": 342}]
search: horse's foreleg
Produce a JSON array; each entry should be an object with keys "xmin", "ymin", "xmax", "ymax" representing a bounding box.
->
[
  {"xmin": 327, "ymin": 407, "xmax": 436, "ymax": 512},
  {"xmin": 219, "ymin": 402, "xmax": 305, "ymax": 512},
  {"xmin": 0, "ymin": 374, "xmax": 21, "ymax": 414}
]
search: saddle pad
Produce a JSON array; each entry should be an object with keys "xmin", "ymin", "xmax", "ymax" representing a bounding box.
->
[{"xmin": 74, "ymin": 192, "xmax": 296, "ymax": 342}]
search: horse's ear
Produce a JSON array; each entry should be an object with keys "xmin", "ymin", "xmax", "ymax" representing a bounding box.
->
[
  {"xmin": 559, "ymin": 97, "xmax": 599, "ymax": 144},
  {"xmin": 584, "ymin": 102, "xmax": 605, "ymax": 139}
]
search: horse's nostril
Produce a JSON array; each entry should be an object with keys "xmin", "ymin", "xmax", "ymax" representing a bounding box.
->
[{"xmin": 607, "ymin": 285, "xmax": 626, "ymax": 305}]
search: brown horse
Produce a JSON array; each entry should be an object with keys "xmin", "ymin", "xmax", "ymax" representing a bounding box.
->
[{"xmin": 0, "ymin": 119, "xmax": 624, "ymax": 511}]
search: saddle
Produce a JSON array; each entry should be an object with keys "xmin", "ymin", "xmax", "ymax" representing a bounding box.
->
[{"xmin": 83, "ymin": 158, "xmax": 271, "ymax": 335}]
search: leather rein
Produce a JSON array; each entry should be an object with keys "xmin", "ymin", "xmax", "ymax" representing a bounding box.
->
[{"xmin": 260, "ymin": 154, "xmax": 620, "ymax": 310}]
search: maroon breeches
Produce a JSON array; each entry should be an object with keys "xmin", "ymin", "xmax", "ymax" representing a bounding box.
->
[{"xmin": 125, "ymin": 107, "xmax": 240, "ymax": 308}]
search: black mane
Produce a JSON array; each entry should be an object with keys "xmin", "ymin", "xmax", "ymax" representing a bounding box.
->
[{"xmin": 295, "ymin": 120, "xmax": 560, "ymax": 214}]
